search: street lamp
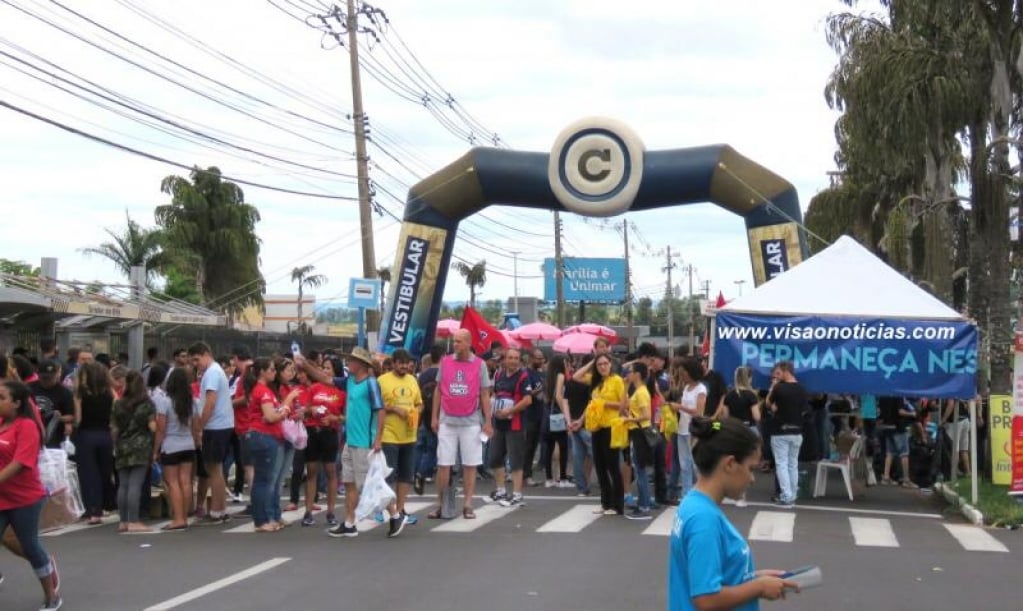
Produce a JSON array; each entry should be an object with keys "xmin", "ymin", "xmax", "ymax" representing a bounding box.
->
[{"xmin": 734, "ymin": 280, "xmax": 746, "ymax": 296}]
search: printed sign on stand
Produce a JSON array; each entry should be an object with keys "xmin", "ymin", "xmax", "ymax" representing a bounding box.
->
[{"xmin": 1011, "ymin": 332, "xmax": 1023, "ymax": 495}]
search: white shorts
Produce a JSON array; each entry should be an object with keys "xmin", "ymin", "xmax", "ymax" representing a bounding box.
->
[
  {"xmin": 437, "ymin": 423, "xmax": 483, "ymax": 467},
  {"xmin": 945, "ymin": 419, "xmax": 970, "ymax": 451}
]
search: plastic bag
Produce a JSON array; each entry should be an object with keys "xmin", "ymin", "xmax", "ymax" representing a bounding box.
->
[
  {"xmin": 38, "ymin": 448, "xmax": 72, "ymax": 495},
  {"xmin": 610, "ymin": 418, "xmax": 629, "ymax": 449},
  {"xmin": 60, "ymin": 437, "xmax": 76, "ymax": 457},
  {"xmin": 354, "ymin": 451, "xmax": 396, "ymax": 522},
  {"xmin": 282, "ymin": 419, "xmax": 308, "ymax": 450},
  {"xmin": 584, "ymin": 398, "xmax": 605, "ymax": 432},
  {"xmin": 661, "ymin": 404, "xmax": 679, "ymax": 437},
  {"xmin": 36, "ymin": 449, "xmax": 85, "ymax": 530}
]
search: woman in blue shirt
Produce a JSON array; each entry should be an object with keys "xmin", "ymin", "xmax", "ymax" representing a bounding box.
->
[{"xmin": 668, "ymin": 417, "xmax": 797, "ymax": 610}]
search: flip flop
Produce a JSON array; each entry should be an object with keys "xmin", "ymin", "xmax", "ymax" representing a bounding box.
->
[
  {"xmin": 462, "ymin": 507, "xmax": 476, "ymax": 520},
  {"xmin": 161, "ymin": 524, "xmax": 188, "ymax": 531},
  {"xmin": 426, "ymin": 508, "xmax": 444, "ymax": 520}
]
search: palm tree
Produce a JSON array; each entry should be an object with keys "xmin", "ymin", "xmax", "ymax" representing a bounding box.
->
[
  {"xmin": 376, "ymin": 265, "xmax": 391, "ymax": 313},
  {"xmin": 80, "ymin": 210, "xmax": 167, "ymax": 284},
  {"xmin": 453, "ymin": 260, "xmax": 487, "ymax": 309},
  {"xmin": 291, "ymin": 264, "xmax": 327, "ymax": 331},
  {"xmin": 156, "ymin": 166, "xmax": 264, "ymax": 314}
]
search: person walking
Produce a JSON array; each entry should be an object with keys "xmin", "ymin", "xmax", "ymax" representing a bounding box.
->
[{"xmin": 668, "ymin": 417, "xmax": 796, "ymax": 610}]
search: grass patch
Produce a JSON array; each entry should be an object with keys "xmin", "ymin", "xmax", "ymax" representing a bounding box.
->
[{"xmin": 950, "ymin": 479, "xmax": 1023, "ymax": 527}]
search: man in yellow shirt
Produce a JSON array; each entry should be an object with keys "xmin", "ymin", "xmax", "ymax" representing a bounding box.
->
[{"xmin": 378, "ymin": 349, "xmax": 424, "ymax": 524}]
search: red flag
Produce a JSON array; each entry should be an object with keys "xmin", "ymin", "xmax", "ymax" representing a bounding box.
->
[
  {"xmin": 701, "ymin": 332, "xmax": 711, "ymax": 357},
  {"xmin": 460, "ymin": 306, "xmax": 503, "ymax": 355},
  {"xmin": 715, "ymin": 290, "xmax": 727, "ymax": 308}
]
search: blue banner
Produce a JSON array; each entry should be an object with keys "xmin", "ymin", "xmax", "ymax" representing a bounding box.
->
[
  {"xmin": 713, "ymin": 313, "xmax": 978, "ymax": 399},
  {"xmin": 542, "ymin": 257, "xmax": 626, "ymax": 303}
]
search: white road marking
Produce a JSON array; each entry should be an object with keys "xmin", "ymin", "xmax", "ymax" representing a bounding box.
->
[
  {"xmin": 748, "ymin": 511, "xmax": 795, "ymax": 542},
  {"xmin": 943, "ymin": 524, "xmax": 1010, "ymax": 552},
  {"xmin": 223, "ymin": 507, "xmax": 309, "ymax": 534},
  {"xmin": 431, "ymin": 503, "xmax": 513, "ymax": 533},
  {"xmin": 537, "ymin": 504, "xmax": 603, "ymax": 533},
  {"xmin": 849, "ymin": 517, "xmax": 899, "ymax": 547},
  {"xmin": 41, "ymin": 514, "xmax": 118, "ymax": 537},
  {"xmin": 721, "ymin": 498, "xmax": 942, "ymax": 520},
  {"xmin": 357, "ymin": 502, "xmax": 432, "ymax": 533},
  {"xmin": 143, "ymin": 557, "xmax": 291, "ymax": 610},
  {"xmin": 642, "ymin": 507, "xmax": 678, "ymax": 536}
]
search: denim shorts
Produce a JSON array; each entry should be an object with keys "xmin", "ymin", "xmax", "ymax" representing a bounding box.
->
[{"xmin": 885, "ymin": 432, "xmax": 909, "ymax": 458}]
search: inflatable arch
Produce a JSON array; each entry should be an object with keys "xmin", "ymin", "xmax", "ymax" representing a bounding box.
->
[{"xmin": 379, "ymin": 118, "xmax": 808, "ymax": 358}]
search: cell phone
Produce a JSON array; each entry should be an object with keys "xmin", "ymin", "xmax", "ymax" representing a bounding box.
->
[
  {"xmin": 291, "ymin": 341, "xmax": 301, "ymax": 357},
  {"xmin": 780, "ymin": 566, "xmax": 822, "ymax": 591}
]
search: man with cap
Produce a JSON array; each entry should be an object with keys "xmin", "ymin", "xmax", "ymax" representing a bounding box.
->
[
  {"xmin": 328, "ymin": 347, "xmax": 406, "ymax": 539},
  {"xmin": 29, "ymin": 360, "xmax": 74, "ymax": 448}
]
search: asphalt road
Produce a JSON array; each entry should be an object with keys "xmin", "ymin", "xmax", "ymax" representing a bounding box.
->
[{"xmin": 2, "ymin": 474, "xmax": 1020, "ymax": 610}]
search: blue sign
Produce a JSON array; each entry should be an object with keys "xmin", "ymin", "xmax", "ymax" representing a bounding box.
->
[
  {"xmin": 713, "ymin": 313, "xmax": 978, "ymax": 399},
  {"xmin": 348, "ymin": 278, "xmax": 381, "ymax": 310},
  {"xmin": 542, "ymin": 257, "xmax": 626, "ymax": 304}
]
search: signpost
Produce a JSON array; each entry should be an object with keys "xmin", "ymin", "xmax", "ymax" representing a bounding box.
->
[{"xmin": 349, "ymin": 278, "xmax": 381, "ymax": 349}]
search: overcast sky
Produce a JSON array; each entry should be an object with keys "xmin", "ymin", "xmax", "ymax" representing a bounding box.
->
[{"xmin": 0, "ymin": 0, "xmax": 868, "ymax": 316}]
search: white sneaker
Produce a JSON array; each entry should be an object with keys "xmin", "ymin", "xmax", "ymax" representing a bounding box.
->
[
  {"xmin": 559, "ymin": 480, "xmax": 574, "ymax": 489},
  {"xmin": 544, "ymin": 480, "xmax": 557, "ymax": 488},
  {"xmin": 735, "ymin": 498, "xmax": 748, "ymax": 508}
]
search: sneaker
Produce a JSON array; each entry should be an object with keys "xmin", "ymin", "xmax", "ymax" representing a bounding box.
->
[
  {"xmin": 625, "ymin": 508, "xmax": 652, "ymax": 520},
  {"xmin": 559, "ymin": 480, "xmax": 574, "ymax": 489},
  {"xmin": 327, "ymin": 523, "xmax": 358, "ymax": 538},
  {"xmin": 735, "ymin": 498, "xmax": 748, "ymax": 508},
  {"xmin": 40, "ymin": 597, "xmax": 62, "ymax": 611},
  {"xmin": 196, "ymin": 514, "xmax": 227, "ymax": 526},
  {"xmin": 413, "ymin": 473, "xmax": 425, "ymax": 496},
  {"xmin": 773, "ymin": 499, "xmax": 795, "ymax": 509},
  {"xmin": 544, "ymin": 480, "xmax": 557, "ymax": 488},
  {"xmin": 387, "ymin": 513, "xmax": 407, "ymax": 538},
  {"xmin": 301, "ymin": 512, "xmax": 315, "ymax": 527},
  {"xmin": 49, "ymin": 555, "xmax": 59, "ymax": 593},
  {"xmin": 576, "ymin": 491, "xmax": 590, "ymax": 497},
  {"xmin": 373, "ymin": 511, "xmax": 386, "ymax": 523},
  {"xmin": 325, "ymin": 512, "xmax": 339, "ymax": 527},
  {"xmin": 237, "ymin": 505, "xmax": 253, "ymax": 517},
  {"xmin": 499, "ymin": 493, "xmax": 524, "ymax": 508},
  {"xmin": 403, "ymin": 513, "xmax": 418, "ymax": 526},
  {"xmin": 489, "ymin": 489, "xmax": 507, "ymax": 502},
  {"xmin": 424, "ymin": 476, "xmax": 434, "ymax": 484},
  {"xmin": 624, "ymin": 493, "xmax": 636, "ymax": 506}
]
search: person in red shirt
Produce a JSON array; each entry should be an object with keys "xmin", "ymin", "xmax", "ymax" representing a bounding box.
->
[
  {"xmin": 244, "ymin": 359, "xmax": 296, "ymax": 532},
  {"xmin": 299, "ymin": 371, "xmax": 345, "ymax": 527},
  {"xmin": 0, "ymin": 380, "xmax": 62, "ymax": 610}
]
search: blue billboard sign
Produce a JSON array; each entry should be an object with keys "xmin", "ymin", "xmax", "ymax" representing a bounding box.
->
[{"xmin": 543, "ymin": 257, "xmax": 627, "ymax": 304}]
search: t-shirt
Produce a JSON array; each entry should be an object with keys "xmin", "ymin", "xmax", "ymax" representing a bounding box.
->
[
  {"xmin": 860, "ymin": 394, "xmax": 878, "ymax": 420},
  {"xmin": 0, "ymin": 417, "xmax": 46, "ymax": 510},
  {"xmin": 769, "ymin": 381, "xmax": 807, "ymax": 430},
  {"xmin": 346, "ymin": 375, "xmax": 383, "ymax": 449},
  {"xmin": 592, "ymin": 374, "xmax": 627, "ymax": 429},
  {"xmin": 669, "ymin": 490, "xmax": 758, "ymax": 611},
  {"xmin": 679, "ymin": 383, "xmax": 707, "ymax": 435},
  {"xmin": 28, "ymin": 381, "xmax": 73, "ymax": 448},
  {"xmin": 111, "ymin": 399, "xmax": 156, "ymax": 470},
  {"xmin": 701, "ymin": 370, "xmax": 728, "ymax": 417},
  {"xmin": 565, "ymin": 378, "xmax": 590, "ymax": 420},
  {"xmin": 199, "ymin": 362, "xmax": 234, "ymax": 431},
  {"xmin": 301, "ymin": 382, "xmax": 345, "ymax": 431},
  {"xmin": 525, "ymin": 368, "xmax": 545, "ymax": 422},
  {"xmin": 627, "ymin": 384, "xmax": 652, "ymax": 429},
  {"xmin": 232, "ymin": 374, "xmax": 249, "ymax": 436},
  {"xmin": 378, "ymin": 372, "xmax": 422, "ymax": 444},
  {"xmin": 247, "ymin": 382, "xmax": 283, "ymax": 439},
  {"xmin": 724, "ymin": 389, "xmax": 759, "ymax": 426},
  {"xmin": 78, "ymin": 392, "xmax": 113, "ymax": 431},
  {"xmin": 492, "ymin": 368, "xmax": 534, "ymax": 432},
  {"xmin": 417, "ymin": 367, "xmax": 439, "ymax": 429},
  {"xmin": 879, "ymin": 396, "xmax": 914, "ymax": 432},
  {"xmin": 155, "ymin": 391, "xmax": 200, "ymax": 454}
]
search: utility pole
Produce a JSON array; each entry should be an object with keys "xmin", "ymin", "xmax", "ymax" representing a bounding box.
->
[
  {"xmin": 554, "ymin": 211, "xmax": 566, "ymax": 327},
  {"xmin": 621, "ymin": 221, "xmax": 635, "ymax": 353},
  {"xmin": 511, "ymin": 251, "xmax": 519, "ymax": 314},
  {"xmin": 700, "ymin": 280, "xmax": 711, "ymax": 300},
  {"xmin": 346, "ymin": 0, "xmax": 378, "ymax": 331},
  {"xmin": 663, "ymin": 246, "xmax": 679, "ymax": 360},
  {"xmin": 686, "ymin": 263, "xmax": 695, "ymax": 356}
]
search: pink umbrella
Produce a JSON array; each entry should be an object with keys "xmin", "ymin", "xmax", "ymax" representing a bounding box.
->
[
  {"xmin": 509, "ymin": 322, "xmax": 563, "ymax": 341},
  {"xmin": 499, "ymin": 330, "xmax": 530, "ymax": 350},
  {"xmin": 434, "ymin": 318, "xmax": 460, "ymax": 338},
  {"xmin": 563, "ymin": 323, "xmax": 618, "ymax": 340},
  {"xmin": 552, "ymin": 332, "xmax": 602, "ymax": 355}
]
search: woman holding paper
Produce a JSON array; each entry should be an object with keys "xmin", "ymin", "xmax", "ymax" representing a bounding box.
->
[{"xmin": 668, "ymin": 417, "xmax": 799, "ymax": 610}]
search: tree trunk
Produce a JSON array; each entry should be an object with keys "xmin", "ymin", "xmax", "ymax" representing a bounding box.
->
[
  {"xmin": 968, "ymin": 119, "xmax": 993, "ymax": 398},
  {"xmin": 297, "ymin": 283, "xmax": 304, "ymax": 331}
]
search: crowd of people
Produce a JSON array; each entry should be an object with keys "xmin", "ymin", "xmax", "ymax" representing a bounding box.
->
[{"xmin": 0, "ymin": 331, "xmax": 969, "ymax": 610}]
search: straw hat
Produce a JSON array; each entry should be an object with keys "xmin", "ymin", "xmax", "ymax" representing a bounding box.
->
[{"xmin": 343, "ymin": 346, "xmax": 377, "ymax": 368}]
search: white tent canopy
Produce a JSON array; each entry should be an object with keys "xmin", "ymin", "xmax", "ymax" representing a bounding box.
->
[{"xmin": 720, "ymin": 235, "xmax": 966, "ymax": 321}]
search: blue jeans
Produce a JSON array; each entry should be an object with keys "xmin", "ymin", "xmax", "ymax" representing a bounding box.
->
[
  {"xmin": 246, "ymin": 432, "xmax": 282, "ymax": 527},
  {"xmin": 0, "ymin": 497, "xmax": 52, "ymax": 578},
  {"xmin": 771, "ymin": 434, "xmax": 803, "ymax": 503},
  {"xmin": 631, "ymin": 452, "xmax": 652, "ymax": 510},
  {"xmin": 676, "ymin": 434, "xmax": 695, "ymax": 498},
  {"xmin": 414, "ymin": 427, "xmax": 438, "ymax": 478},
  {"xmin": 273, "ymin": 442, "xmax": 294, "ymax": 520},
  {"xmin": 569, "ymin": 429, "xmax": 592, "ymax": 493}
]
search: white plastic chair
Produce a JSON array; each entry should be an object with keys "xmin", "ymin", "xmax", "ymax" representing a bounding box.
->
[{"xmin": 813, "ymin": 436, "xmax": 865, "ymax": 501}]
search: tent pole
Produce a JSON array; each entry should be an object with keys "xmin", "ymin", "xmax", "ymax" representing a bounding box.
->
[{"xmin": 708, "ymin": 317, "xmax": 716, "ymax": 368}]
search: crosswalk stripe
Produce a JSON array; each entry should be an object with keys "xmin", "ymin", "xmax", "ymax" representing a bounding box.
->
[
  {"xmin": 357, "ymin": 502, "xmax": 433, "ymax": 532},
  {"xmin": 642, "ymin": 507, "xmax": 677, "ymax": 536},
  {"xmin": 849, "ymin": 517, "xmax": 899, "ymax": 547},
  {"xmin": 943, "ymin": 524, "xmax": 1010, "ymax": 553},
  {"xmin": 224, "ymin": 507, "xmax": 309, "ymax": 533},
  {"xmin": 42, "ymin": 514, "xmax": 119, "ymax": 537},
  {"xmin": 537, "ymin": 504, "xmax": 603, "ymax": 533},
  {"xmin": 430, "ymin": 502, "xmax": 513, "ymax": 533},
  {"xmin": 748, "ymin": 511, "xmax": 795, "ymax": 542}
]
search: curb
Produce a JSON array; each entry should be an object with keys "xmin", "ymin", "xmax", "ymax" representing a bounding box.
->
[{"xmin": 935, "ymin": 482, "xmax": 985, "ymax": 525}]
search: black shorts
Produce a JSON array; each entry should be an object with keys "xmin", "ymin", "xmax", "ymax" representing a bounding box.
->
[
  {"xmin": 195, "ymin": 448, "xmax": 208, "ymax": 479},
  {"xmin": 382, "ymin": 442, "xmax": 415, "ymax": 484},
  {"xmin": 161, "ymin": 450, "xmax": 196, "ymax": 466},
  {"xmin": 304, "ymin": 427, "xmax": 340, "ymax": 464},
  {"xmin": 488, "ymin": 428, "xmax": 525, "ymax": 471},
  {"xmin": 201, "ymin": 428, "xmax": 233, "ymax": 464}
]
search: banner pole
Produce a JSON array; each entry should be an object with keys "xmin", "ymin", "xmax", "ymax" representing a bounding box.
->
[{"xmin": 970, "ymin": 399, "xmax": 978, "ymax": 506}]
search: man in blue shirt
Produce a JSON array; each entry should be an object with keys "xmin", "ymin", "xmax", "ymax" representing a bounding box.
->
[
  {"xmin": 189, "ymin": 341, "xmax": 234, "ymax": 524},
  {"xmin": 328, "ymin": 347, "xmax": 405, "ymax": 539}
]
